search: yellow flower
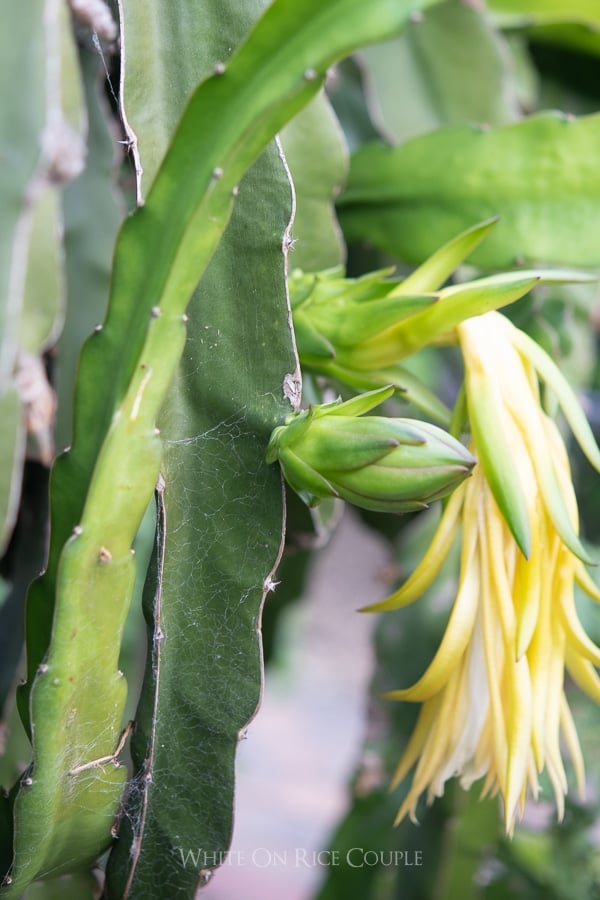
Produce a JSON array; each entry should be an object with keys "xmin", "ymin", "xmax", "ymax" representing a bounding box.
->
[{"xmin": 364, "ymin": 311, "xmax": 600, "ymax": 834}]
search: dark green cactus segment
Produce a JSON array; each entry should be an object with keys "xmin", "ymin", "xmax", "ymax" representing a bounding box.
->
[
  {"xmin": 104, "ymin": 144, "xmax": 297, "ymax": 896},
  {"xmin": 4, "ymin": 0, "xmax": 448, "ymax": 893},
  {"xmin": 267, "ymin": 387, "xmax": 475, "ymax": 512}
]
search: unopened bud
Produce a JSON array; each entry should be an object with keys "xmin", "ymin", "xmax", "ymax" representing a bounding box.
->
[
  {"xmin": 266, "ymin": 387, "xmax": 475, "ymax": 513},
  {"xmin": 290, "ymin": 268, "xmax": 436, "ymax": 375}
]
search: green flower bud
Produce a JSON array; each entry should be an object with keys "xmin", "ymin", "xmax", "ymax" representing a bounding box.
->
[
  {"xmin": 266, "ymin": 387, "xmax": 475, "ymax": 513},
  {"xmin": 290, "ymin": 223, "xmax": 595, "ymax": 383},
  {"xmin": 289, "ymin": 267, "xmax": 436, "ymax": 373}
]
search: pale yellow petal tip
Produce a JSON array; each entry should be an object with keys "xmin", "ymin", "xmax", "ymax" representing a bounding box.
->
[
  {"xmin": 358, "ymin": 591, "xmax": 412, "ymax": 614},
  {"xmin": 393, "ymin": 802, "xmax": 420, "ymax": 828}
]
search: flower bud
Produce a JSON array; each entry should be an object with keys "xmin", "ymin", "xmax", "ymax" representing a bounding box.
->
[{"xmin": 266, "ymin": 387, "xmax": 475, "ymax": 513}]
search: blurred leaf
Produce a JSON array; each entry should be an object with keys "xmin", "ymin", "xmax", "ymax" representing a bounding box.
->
[
  {"xmin": 0, "ymin": 0, "xmax": 45, "ymax": 386},
  {"xmin": 326, "ymin": 57, "xmax": 382, "ymax": 153},
  {"xmin": 56, "ymin": 45, "xmax": 123, "ymax": 451},
  {"xmin": 360, "ymin": 0, "xmax": 519, "ymax": 144},
  {"xmin": 488, "ymin": 0, "xmax": 600, "ymax": 29},
  {"xmin": 530, "ymin": 23, "xmax": 600, "ymax": 59},
  {"xmin": 488, "ymin": 0, "xmax": 600, "ymax": 63},
  {"xmin": 18, "ymin": 188, "xmax": 63, "ymax": 355},
  {"xmin": 338, "ymin": 112, "xmax": 600, "ymax": 268},
  {"xmin": 0, "ymin": 392, "xmax": 24, "ymax": 559}
]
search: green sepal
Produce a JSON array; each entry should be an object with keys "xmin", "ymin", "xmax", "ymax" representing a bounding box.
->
[
  {"xmin": 537, "ymin": 453, "xmax": 596, "ymax": 565},
  {"xmin": 318, "ymin": 360, "xmax": 453, "ymax": 427},
  {"xmin": 511, "ymin": 326, "xmax": 600, "ymax": 472},
  {"xmin": 290, "ymin": 266, "xmax": 395, "ymax": 308},
  {"xmin": 449, "ymin": 383, "xmax": 468, "ymax": 440},
  {"xmin": 299, "ymin": 421, "xmax": 417, "ymax": 473},
  {"xmin": 308, "ymin": 291, "xmax": 438, "ymax": 345},
  {"xmin": 466, "ymin": 372, "xmax": 532, "ymax": 558},
  {"xmin": 332, "ymin": 486, "xmax": 428, "ymax": 513},
  {"xmin": 352, "ymin": 273, "xmax": 541, "ymax": 366},
  {"xmin": 353, "ymin": 269, "xmax": 597, "ymax": 368},
  {"xmin": 395, "ymin": 217, "xmax": 500, "ymax": 294},
  {"xmin": 337, "ymin": 451, "xmax": 472, "ymax": 499},
  {"xmin": 292, "ymin": 310, "xmax": 337, "ymax": 360},
  {"xmin": 318, "ymin": 384, "xmax": 396, "ymax": 417},
  {"xmin": 278, "ymin": 448, "xmax": 339, "ymax": 506}
]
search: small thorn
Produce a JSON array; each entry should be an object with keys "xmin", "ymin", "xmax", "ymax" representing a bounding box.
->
[
  {"xmin": 154, "ymin": 427, "xmax": 161, "ymax": 436},
  {"xmin": 213, "ymin": 61, "xmax": 226, "ymax": 75},
  {"xmin": 94, "ymin": 324, "xmax": 103, "ymax": 333},
  {"xmin": 98, "ymin": 546, "xmax": 112, "ymax": 563},
  {"xmin": 212, "ymin": 166, "xmax": 224, "ymax": 180},
  {"xmin": 52, "ymin": 678, "xmax": 60, "ymax": 686},
  {"xmin": 37, "ymin": 663, "xmax": 49, "ymax": 675},
  {"xmin": 73, "ymin": 525, "xmax": 83, "ymax": 536},
  {"xmin": 182, "ymin": 313, "xmax": 189, "ymax": 323},
  {"xmin": 151, "ymin": 306, "xmax": 161, "ymax": 318},
  {"xmin": 303, "ymin": 68, "xmax": 318, "ymax": 81},
  {"xmin": 23, "ymin": 777, "xmax": 33, "ymax": 786},
  {"xmin": 232, "ymin": 185, "xmax": 240, "ymax": 197}
]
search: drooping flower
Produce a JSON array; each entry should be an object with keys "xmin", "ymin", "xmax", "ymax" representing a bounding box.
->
[{"xmin": 364, "ymin": 310, "xmax": 600, "ymax": 834}]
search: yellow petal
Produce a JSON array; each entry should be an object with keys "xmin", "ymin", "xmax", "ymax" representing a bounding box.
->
[
  {"xmin": 394, "ymin": 671, "xmax": 463, "ymax": 823},
  {"xmin": 480, "ymin": 546, "xmax": 508, "ymax": 801},
  {"xmin": 513, "ymin": 518, "xmax": 542, "ymax": 659},
  {"xmin": 384, "ymin": 533, "xmax": 479, "ymax": 702},
  {"xmin": 389, "ymin": 700, "xmax": 437, "ymax": 791},
  {"xmin": 560, "ymin": 694, "xmax": 586, "ymax": 800},
  {"xmin": 574, "ymin": 561, "xmax": 600, "ymax": 604},
  {"xmin": 503, "ymin": 656, "xmax": 533, "ymax": 834},
  {"xmin": 559, "ymin": 565, "xmax": 600, "ymax": 667},
  {"xmin": 482, "ymin": 485, "xmax": 516, "ymax": 650},
  {"xmin": 565, "ymin": 648, "xmax": 600, "ymax": 704},
  {"xmin": 360, "ymin": 483, "xmax": 465, "ymax": 612}
]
